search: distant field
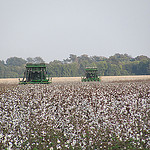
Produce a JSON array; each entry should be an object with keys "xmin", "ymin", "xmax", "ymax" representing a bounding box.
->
[
  {"xmin": 0, "ymin": 75, "xmax": 150, "ymax": 84},
  {"xmin": 100, "ymin": 75, "xmax": 150, "ymax": 82}
]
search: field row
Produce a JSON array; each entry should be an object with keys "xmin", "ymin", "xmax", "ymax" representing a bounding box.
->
[
  {"xmin": 0, "ymin": 75, "xmax": 150, "ymax": 84},
  {"xmin": 0, "ymin": 81, "xmax": 150, "ymax": 149}
]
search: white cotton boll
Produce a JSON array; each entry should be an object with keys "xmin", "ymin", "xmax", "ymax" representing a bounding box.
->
[
  {"xmin": 140, "ymin": 132, "xmax": 143, "ymax": 136},
  {"xmin": 71, "ymin": 140, "xmax": 76, "ymax": 146},
  {"xmin": 57, "ymin": 139, "xmax": 60, "ymax": 143},
  {"xmin": 64, "ymin": 132, "xmax": 67, "ymax": 137},
  {"xmin": 65, "ymin": 144, "xmax": 69, "ymax": 148},
  {"xmin": 142, "ymin": 139, "xmax": 145, "ymax": 143},
  {"xmin": 0, "ymin": 133, "xmax": 3, "ymax": 138},
  {"xmin": 7, "ymin": 134, "xmax": 12, "ymax": 138},
  {"xmin": 67, "ymin": 139, "xmax": 70, "ymax": 144}
]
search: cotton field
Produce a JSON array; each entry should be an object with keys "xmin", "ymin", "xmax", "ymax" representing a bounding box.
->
[{"xmin": 0, "ymin": 81, "xmax": 150, "ymax": 150}]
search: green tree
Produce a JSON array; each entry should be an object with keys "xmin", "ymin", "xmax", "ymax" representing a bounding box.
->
[
  {"xmin": 96, "ymin": 61, "xmax": 108, "ymax": 76},
  {"xmin": 136, "ymin": 60, "xmax": 150, "ymax": 75},
  {"xmin": 105, "ymin": 63, "xmax": 121, "ymax": 76},
  {"xmin": 0, "ymin": 61, "xmax": 6, "ymax": 78},
  {"xmin": 6, "ymin": 57, "xmax": 26, "ymax": 66},
  {"xmin": 1, "ymin": 54, "xmax": 150, "ymax": 78},
  {"xmin": 26, "ymin": 57, "xmax": 45, "ymax": 63}
]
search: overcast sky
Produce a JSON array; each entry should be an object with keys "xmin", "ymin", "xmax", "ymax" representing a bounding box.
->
[{"xmin": 0, "ymin": 0, "xmax": 150, "ymax": 62}]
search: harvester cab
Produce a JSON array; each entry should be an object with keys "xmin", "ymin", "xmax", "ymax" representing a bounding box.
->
[
  {"xmin": 81, "ymin": 67, "xmax": 100, "ymax": 82},
  {"xmin": 19, "ymin": 63, "xmax": 51, "ymax": 84}
]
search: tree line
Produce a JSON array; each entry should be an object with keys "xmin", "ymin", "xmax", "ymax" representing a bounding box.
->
[{"xmin": 0, "ymin": 54, "xmax": 150, "ymax": 78}]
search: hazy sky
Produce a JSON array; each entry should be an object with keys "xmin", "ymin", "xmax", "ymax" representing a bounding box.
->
[{"xmin": 0, "ymin": 0, "xmax": 150, "ymax": 62}]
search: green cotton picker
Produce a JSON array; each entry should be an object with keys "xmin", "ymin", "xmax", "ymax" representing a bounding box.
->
[
  {"xmin": 19, "ymin": 63, "xmax": 51, "ymax": 84},
  {"xmin": 81, "ymin": 67, "xmax": 100, "ymax": 82}
]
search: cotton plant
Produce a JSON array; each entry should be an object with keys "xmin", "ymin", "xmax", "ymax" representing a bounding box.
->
[{"xmin": 0, "ymin": 81, "xmax": 149, "ymax": 149}]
